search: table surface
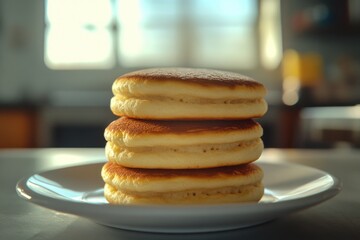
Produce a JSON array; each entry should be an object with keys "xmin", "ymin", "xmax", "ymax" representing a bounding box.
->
[{"xmin": 1, "ymin": 148, "xmax": 359, "ymax": 240}]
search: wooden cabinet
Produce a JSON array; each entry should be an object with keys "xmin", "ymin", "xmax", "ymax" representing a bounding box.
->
[{"xmin": 0, "ymin": 108, "xmax": 37, "ymax": 148}]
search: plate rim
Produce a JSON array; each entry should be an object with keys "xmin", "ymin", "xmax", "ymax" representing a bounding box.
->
[
  {"xmin": 15, "ymin": 161, "xmax": 342, "ymax": 232},
  {"xmin": 16, "ymin": 161, "xmax": 341, "ymax": 210}
]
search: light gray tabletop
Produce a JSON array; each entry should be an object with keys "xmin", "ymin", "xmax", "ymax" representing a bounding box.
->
[{"xmin": 1, "ymin": 148, "xmax": 359, "ymax": 239}]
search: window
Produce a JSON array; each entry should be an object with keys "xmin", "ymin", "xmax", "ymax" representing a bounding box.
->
[
  {"xmin": 117, "ymin": 0, "xmax": 183, "ymax": 67},
  {"xmin": 45, "ymin": 0, "xmax": 115, "ymax": 69},
  {"xmin": 45, "ymin": 0, "xmax": 281, "ymax": 70},
  {"xmin": 189, "ymin": 0, "xmax": 258, "ymax": 69},
  {"xmin": 260, "ymin": 0, "xmax": 282, "ymax": 69}
]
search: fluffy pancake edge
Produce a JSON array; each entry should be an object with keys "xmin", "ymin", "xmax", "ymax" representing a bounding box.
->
[
  {"xmin": 101, "ymin": 162, "xmax": 263, "ymax": 193},
  {"xmin": 105, "ymin": 118, "xmax": 264, "ymax": 148},
  {"xmin": 105, "ymin": 138, "xmax": 263, "ymax": 169},
  {"xmin": 104, "ymin": 182, "xmax": 264, "ymax": 205},
  {"xmin": 110, "ymin": 96, "xmax": 267, "ymax": 120}
]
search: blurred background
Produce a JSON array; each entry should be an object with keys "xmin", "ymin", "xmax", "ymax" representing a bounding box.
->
[{"xmin": 0, "ymin": 0, "xmax": 359, "ymax": 149}]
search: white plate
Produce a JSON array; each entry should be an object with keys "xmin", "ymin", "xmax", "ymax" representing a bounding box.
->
[{"xmin": 16, "ymin": 161, "xmax": 341, "ymax": 233}]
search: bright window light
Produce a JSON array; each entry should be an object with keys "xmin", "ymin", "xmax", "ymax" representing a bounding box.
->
[
  {"xmin": 189, "ymin": 0, "xmax": 257, "ymax": 69},
  {"xmin": 259, "ymin": 0, "xmax": 283, "ymax": 70},
  {"xmin": 190, "ymin": 26, "xmax": 257, "ymax": 69},
  {"xmin": 44, "ymin": 0, "xmax": 281, "ymax": 70},
  {"xmin": 45, "ymin": 0, "xmax": 115, "ymax": 69},
  {"xmin": 117, "ymin": 0, "xmax": 182, "ymax": 67}
]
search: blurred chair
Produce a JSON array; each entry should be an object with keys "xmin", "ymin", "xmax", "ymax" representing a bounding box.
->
[{"xmin": 298, "ymin": 105, "xmax": 360, "ymax": 148}]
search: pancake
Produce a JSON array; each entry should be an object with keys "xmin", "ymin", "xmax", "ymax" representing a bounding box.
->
[
  {"xmin": 102, "ymin": 162, "xmax": 264, "ymax": 205},
  {"xmin": 104, "ymin": 117, "xmax": 264, "ymax": 169},
  {"xmin": 110, "ymin": 68, "xmax": 267, "ymax": 120}
]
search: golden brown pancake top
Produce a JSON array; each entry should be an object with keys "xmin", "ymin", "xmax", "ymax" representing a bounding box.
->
[
  {"xmin": 117, "ymin": 68, "xmax": 263, "ymax": 89},
  {"xmin": 106, "ymin": 117, "xmax": 260, "ymax": 135},
  {"xmin": 103, "ymin": 162, "xmax": 262, "ymax": 179}
]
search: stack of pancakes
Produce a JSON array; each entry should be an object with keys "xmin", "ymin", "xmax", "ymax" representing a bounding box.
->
[{"xmin": 102, "ymin": 68, "xmax": 267, "ymax": 205}]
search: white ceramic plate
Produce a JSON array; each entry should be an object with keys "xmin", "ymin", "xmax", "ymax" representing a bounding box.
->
[{"xmin": 16, "ymin": 161, "xmax": 341, "ymax": 233}]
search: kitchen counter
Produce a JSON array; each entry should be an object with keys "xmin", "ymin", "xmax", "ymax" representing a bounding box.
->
[{"xmin": 0, "ymin": 148, "xmax": 359, "ymax": 239}]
